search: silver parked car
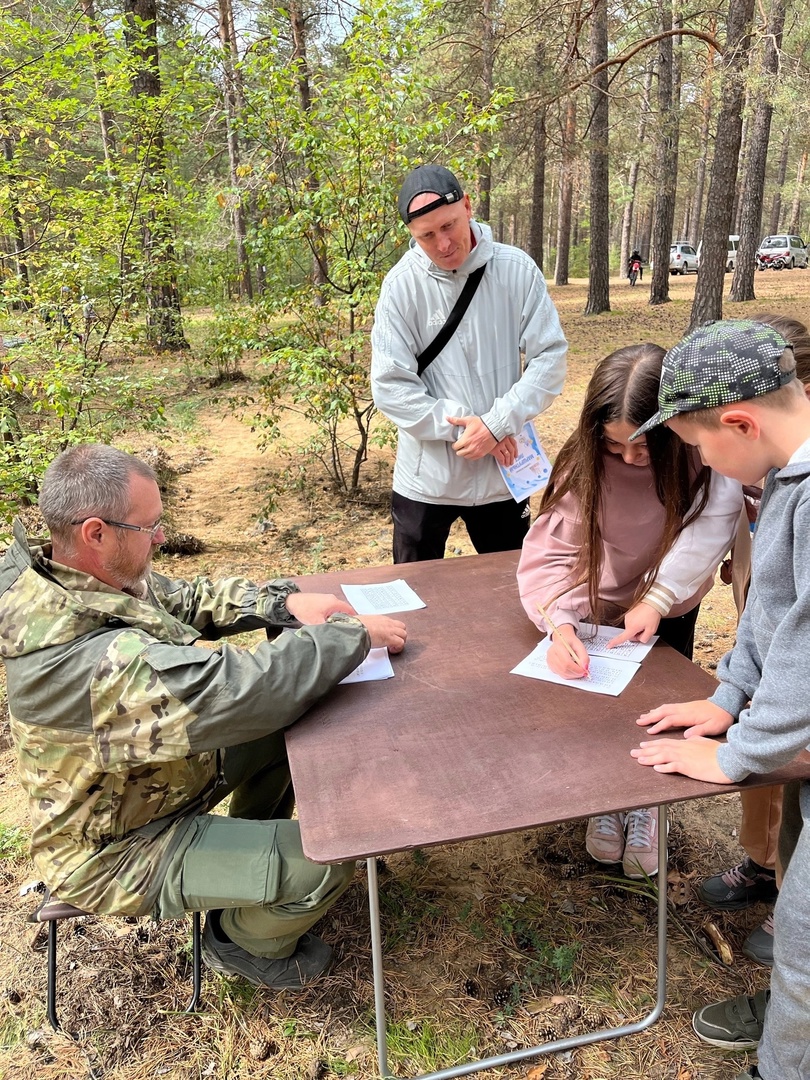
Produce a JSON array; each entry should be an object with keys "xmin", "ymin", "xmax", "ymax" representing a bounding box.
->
[
  {"xmin": 756, "ymin": 234, "xmax": 808, "ymax": 269},
  {"xmin": 669, "ymin": 242, "xmax": 698, "ymax": 275}
]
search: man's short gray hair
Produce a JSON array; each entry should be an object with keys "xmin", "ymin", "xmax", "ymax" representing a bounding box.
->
[{"xmin": 39, "ymin": 444, "xmax": 157, "ymax": 547}]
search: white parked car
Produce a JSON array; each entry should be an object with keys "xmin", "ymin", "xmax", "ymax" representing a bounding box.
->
[
  {"xmin": 756, "ymin": 234, "xmax": 808, "ymax": 269},
  {"xmin": 668, "ymin": 242, "xmax": 698, "ymax": 275}
]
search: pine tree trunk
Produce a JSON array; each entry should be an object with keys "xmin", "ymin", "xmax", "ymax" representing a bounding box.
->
[
  {"xmin": 730, "ymin": 0, "xmax": 787, "ymax": 302},
  {"xmin": 555, "ymin": 98, "xmax": 577, "ymax": 285},
  {"xmin": 649, "ymin": 2, "xmax": 681, "ymax": 307},
  {"xmin": 770, "ymin": 131, "xmax": 790, "ymax": 232},
  {"xmin": 124, "ymin": 0, "xmax": 189, "ymax": 350},
  {"xmin": 690, "ymin": 0, "xmax": 756, "ymax": 331},
  {"xmin": 689, "ymin": 26, "xmax": 717, "ymax": 245},
  {"xmin": 218, "ymin": 0, "xmax": 252, "ymax": 299},
  {"xmin": 584, "ymin": 0, "xmax": 610, "ymax": 314}
]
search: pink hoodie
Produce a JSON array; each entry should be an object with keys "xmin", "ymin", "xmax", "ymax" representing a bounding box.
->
[{"xmin": 517, "ymin": 451, "xmax": 742, "ymax": 633}]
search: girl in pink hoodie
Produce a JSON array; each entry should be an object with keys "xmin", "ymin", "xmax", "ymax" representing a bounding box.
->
[{"xmin": 517, "ymin": 343, "xmax": 741, "ymax": 878}]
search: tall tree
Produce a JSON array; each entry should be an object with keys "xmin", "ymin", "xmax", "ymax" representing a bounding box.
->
[
  {"xmin": 690, "ymin": 0, "xmax": 756, "ymax": 330},
  {"xmin": 554, "ymin": 97, "xmax": 577, "ymax": 285},
  {"xmin": 620, "ymin": 67, "xmax": 653, "ymax": 276},
  {"xmin": 123, "ymin": 0, "xmax": 189, "ymax": 349},
  {"xmin": 584, "ymin": 0, "xmax": 609, "ymax": 315},
  {"xmin": 526, "ymin": 42, "xmax": 547, "ymax": 269},
  {"xmin": 217, "ymin": 0, "xmax": 252, "ymax": 299},
  {"xmin": 649, "ymin": 1, "xmax": 681, "ymax": 306},
  {"xmin": 769, "ymin": 128, "xmax": 790, "ymax": 232},
  {"xmin": 730, "ymin": 0, "xmax": 788, "ymax": 302}
]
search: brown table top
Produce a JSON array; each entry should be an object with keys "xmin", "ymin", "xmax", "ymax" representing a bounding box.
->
[{"xmin": 286, "ymin": 551, "xmax": 810, "ymax": 863}]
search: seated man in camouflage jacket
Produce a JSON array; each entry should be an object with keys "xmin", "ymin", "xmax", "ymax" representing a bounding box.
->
[{"xmin": 0, "ymin": 444, "xmax": 406, "ymax": 989}]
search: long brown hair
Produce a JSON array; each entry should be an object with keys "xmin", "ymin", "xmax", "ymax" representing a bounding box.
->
[
  {"xmin": 752, "ymin": 312, "xmax": 810, "ymax": 384},
  {"xmin": 540, "ymin": 343, "xmax": 712, "ymax": 624}
]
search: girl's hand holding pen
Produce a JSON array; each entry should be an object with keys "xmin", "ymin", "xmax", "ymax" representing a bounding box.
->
[
  {"xmin": 535, "ymin": 601, "xmax": 590, "ymax": 679},
  {"xmin": 547, "ymin": 622, "xmax": 591, "ymax": 680}
]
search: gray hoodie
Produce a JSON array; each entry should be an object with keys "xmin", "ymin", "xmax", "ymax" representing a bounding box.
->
[
  {"xmin": 712, "ymin": 457, "xmax": 810, "ymax": 780},
  {"xmin": 371, "ymin": 220, "xmax": 567, "ymax": 506}
]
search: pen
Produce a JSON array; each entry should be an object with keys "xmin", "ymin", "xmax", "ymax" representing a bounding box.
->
[{"xmin": 535, "ymin": 601, "xmax": 589, "ymax": 676}]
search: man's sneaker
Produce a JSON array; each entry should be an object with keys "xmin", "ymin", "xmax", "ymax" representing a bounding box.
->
[
  {"xmin": 742, "ymin": 910, "xmax": 775, "ymax": 966},
  {"xmin": 623, "ymin": 807, "xmax": 660, "ymax": 879},
  {"xmin": 202, "ymin": 911, "xmax": 333, "ymax": 988},
  {"xmin": 585, "ymin": 813, "xmax": 625, "ymax": 864},
  {"xmin": 692, "ymin": 988, "xmax": 768, "ymax": 1049},
  {"xmin": 697, "ymin": 855, "xmax": 778, "ymax": 910}
]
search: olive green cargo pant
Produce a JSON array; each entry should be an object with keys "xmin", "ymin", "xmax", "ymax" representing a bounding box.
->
[{"xmin": 157, "ymin": 730, "xmax": 354, "ymax": 959}]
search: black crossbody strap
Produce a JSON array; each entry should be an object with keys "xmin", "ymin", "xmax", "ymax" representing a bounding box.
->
[{"xmin": 416, "ymin": 264, "xmax": 486, "ymax": 377}]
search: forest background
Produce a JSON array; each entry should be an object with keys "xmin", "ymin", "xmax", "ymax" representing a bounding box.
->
[
  {"xmin": 2, "ymin": 0, "xmax": 810, "ymax": 511},
  {"xmin": 2, "ymin": 0, "xmax": 810, "ymax": 1077}
]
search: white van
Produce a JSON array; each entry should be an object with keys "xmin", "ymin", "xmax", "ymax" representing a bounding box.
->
[{"xmin": 696, "ymin": 235, "xmax": 739, "ymax": 273}]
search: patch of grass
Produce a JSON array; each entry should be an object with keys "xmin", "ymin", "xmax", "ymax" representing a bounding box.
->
[
  {"xmin": 0, "ymin": 823, "xmax": 28, "ymax": 862},
  {"xmin": 167, "ymin": 396, "xmax": 207, "ymax": 434},
  {"xmin": 0, "ymin": 1010, "xmax": 29, "ymax": 1049},
  {"xmin": 371, "ymin": 1015, "xmax": 478, "ymax": 1074}
]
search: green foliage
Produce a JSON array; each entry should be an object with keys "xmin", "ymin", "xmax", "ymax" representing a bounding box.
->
[
  {"xmin": 0, "ymin": 333, "xmax": 167, "ymax": 526},
  {"xmin": 200, "ymin": 306, "xmax": 257, "ymax": 384}
]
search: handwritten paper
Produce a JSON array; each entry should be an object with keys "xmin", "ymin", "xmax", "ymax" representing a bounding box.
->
[
  {"xmin": 497, "ymin": 421, "xmax": 553, "ymax": 501},
  {"xmin": 341, "ymin": 579, "xmax": 426, "ymax": 614},
  {"xmin": 511, "ymin": 624, "xmax": 658, "ymax": 697}
]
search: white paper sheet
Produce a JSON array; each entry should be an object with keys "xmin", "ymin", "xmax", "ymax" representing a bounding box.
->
[
  {"xmin": 341, "ymin": 579, "xmax": 426, "ymax": 614},
  {"xmin": 339, "ymin": 647, "xmax": 395, "ymax": 684},
  {"xmin": 511, "ymin": 624, "xmax": 658, "ymax": 696},
  {"xmin": 577, "ymin": 623, "xmax": 657, "ymax": 660}
]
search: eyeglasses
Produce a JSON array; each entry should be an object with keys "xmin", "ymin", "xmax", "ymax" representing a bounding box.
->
[{"xmin": 70, "ymin": 517, "xmax": 164, "ymax": 539}]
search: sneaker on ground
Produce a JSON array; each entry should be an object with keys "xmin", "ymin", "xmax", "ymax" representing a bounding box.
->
[
  {"xmin": 202, "ymin": 913, "xmax": 333, "ymax": 988},
  {"xmin": 622, "ymin": 807, "xmax": 660, "ymax": 879},
  {"xmin": 742, "ymin": 910, "xmax": 775, "ymax": 966},
  {"xmin": 585, "ymin": 812, "xmax": 625, "ymax": 864},
  {"xmin": 692, "ymin": 987, "xmax": 768, "ymax": 1049},
  {"xmin": 697, "ymin": 855, "xmax": 778, "ymax": 910}
]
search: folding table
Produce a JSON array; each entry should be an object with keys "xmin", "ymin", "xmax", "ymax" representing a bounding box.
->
[{"xmin": 287, "ymin": 551, "xmax": 810, "ymax": 1080}]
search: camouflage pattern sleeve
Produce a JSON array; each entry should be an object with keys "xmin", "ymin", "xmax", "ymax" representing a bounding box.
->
[
  {"xmin": 95, "ymin": 619, "xmax": 370, "ymax": 757},
  {"xmin": 149, "ymin": 572, "xmax": 301, "ymax": 637}
]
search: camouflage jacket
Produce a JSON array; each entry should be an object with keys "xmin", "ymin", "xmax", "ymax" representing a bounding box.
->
[{"xmin": 0, "ymin": 520, "xmax": 369, "ymax": 916}]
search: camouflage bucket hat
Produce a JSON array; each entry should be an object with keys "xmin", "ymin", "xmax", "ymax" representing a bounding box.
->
[{"xmin": 632, "ymin": 319, "xmax": 795, "ymax": 439}]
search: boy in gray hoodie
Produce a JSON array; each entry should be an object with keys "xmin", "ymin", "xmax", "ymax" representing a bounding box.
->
[{"xmin": 630, "ymin": 319, "xmax": 810, "ymax": 1080}]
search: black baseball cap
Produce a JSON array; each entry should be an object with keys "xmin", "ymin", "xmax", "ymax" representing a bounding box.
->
[{"xmin": 398, "ymin": 165, "xmax": 464, "ymax": 224}]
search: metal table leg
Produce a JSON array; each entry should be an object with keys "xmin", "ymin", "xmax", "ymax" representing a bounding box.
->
[{"xmin": 367, "ymin": 803, "xmax": 669, "ymax": 1080}]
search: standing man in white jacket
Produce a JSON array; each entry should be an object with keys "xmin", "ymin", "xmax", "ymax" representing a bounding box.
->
[{"xmin": 371, "ymin": 164, "xmax": 568, "ymax": 563}]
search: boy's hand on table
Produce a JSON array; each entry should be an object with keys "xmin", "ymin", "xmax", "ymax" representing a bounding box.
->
[
  {"xmin": 547, "ymin": 623, "xmax": 590, "ymax": 679},
  {"xmin": 358, "ymin": 615, "xmax": 407, "ymax": 653},
  {"xmin": 607, "ymin": 601, "xmax": 661, "ymax": 647},
  {"xmin": 631, "ymin": 736, "xmax": 733, "ymax": 785},
  {"xmin": 636, "ymin": 699, "xmax": 733, "ymax": 738}
]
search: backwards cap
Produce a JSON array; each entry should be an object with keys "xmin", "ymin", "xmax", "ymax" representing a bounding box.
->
[
  {"xmin": 632, "ymin": 319, "xmax": 794, "ymax": 439},
  {"xmin": 398, "ymin": 165, "xmax": 464, "ymax": 224}
]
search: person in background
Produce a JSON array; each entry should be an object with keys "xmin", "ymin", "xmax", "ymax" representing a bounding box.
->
[
  {"xmin": 371, "ymin": 163, "xmax": 567, "ymax": 563},
  {"xmin": 518, "ymin": 343, "xmax": 741, "ymax": 878}
]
